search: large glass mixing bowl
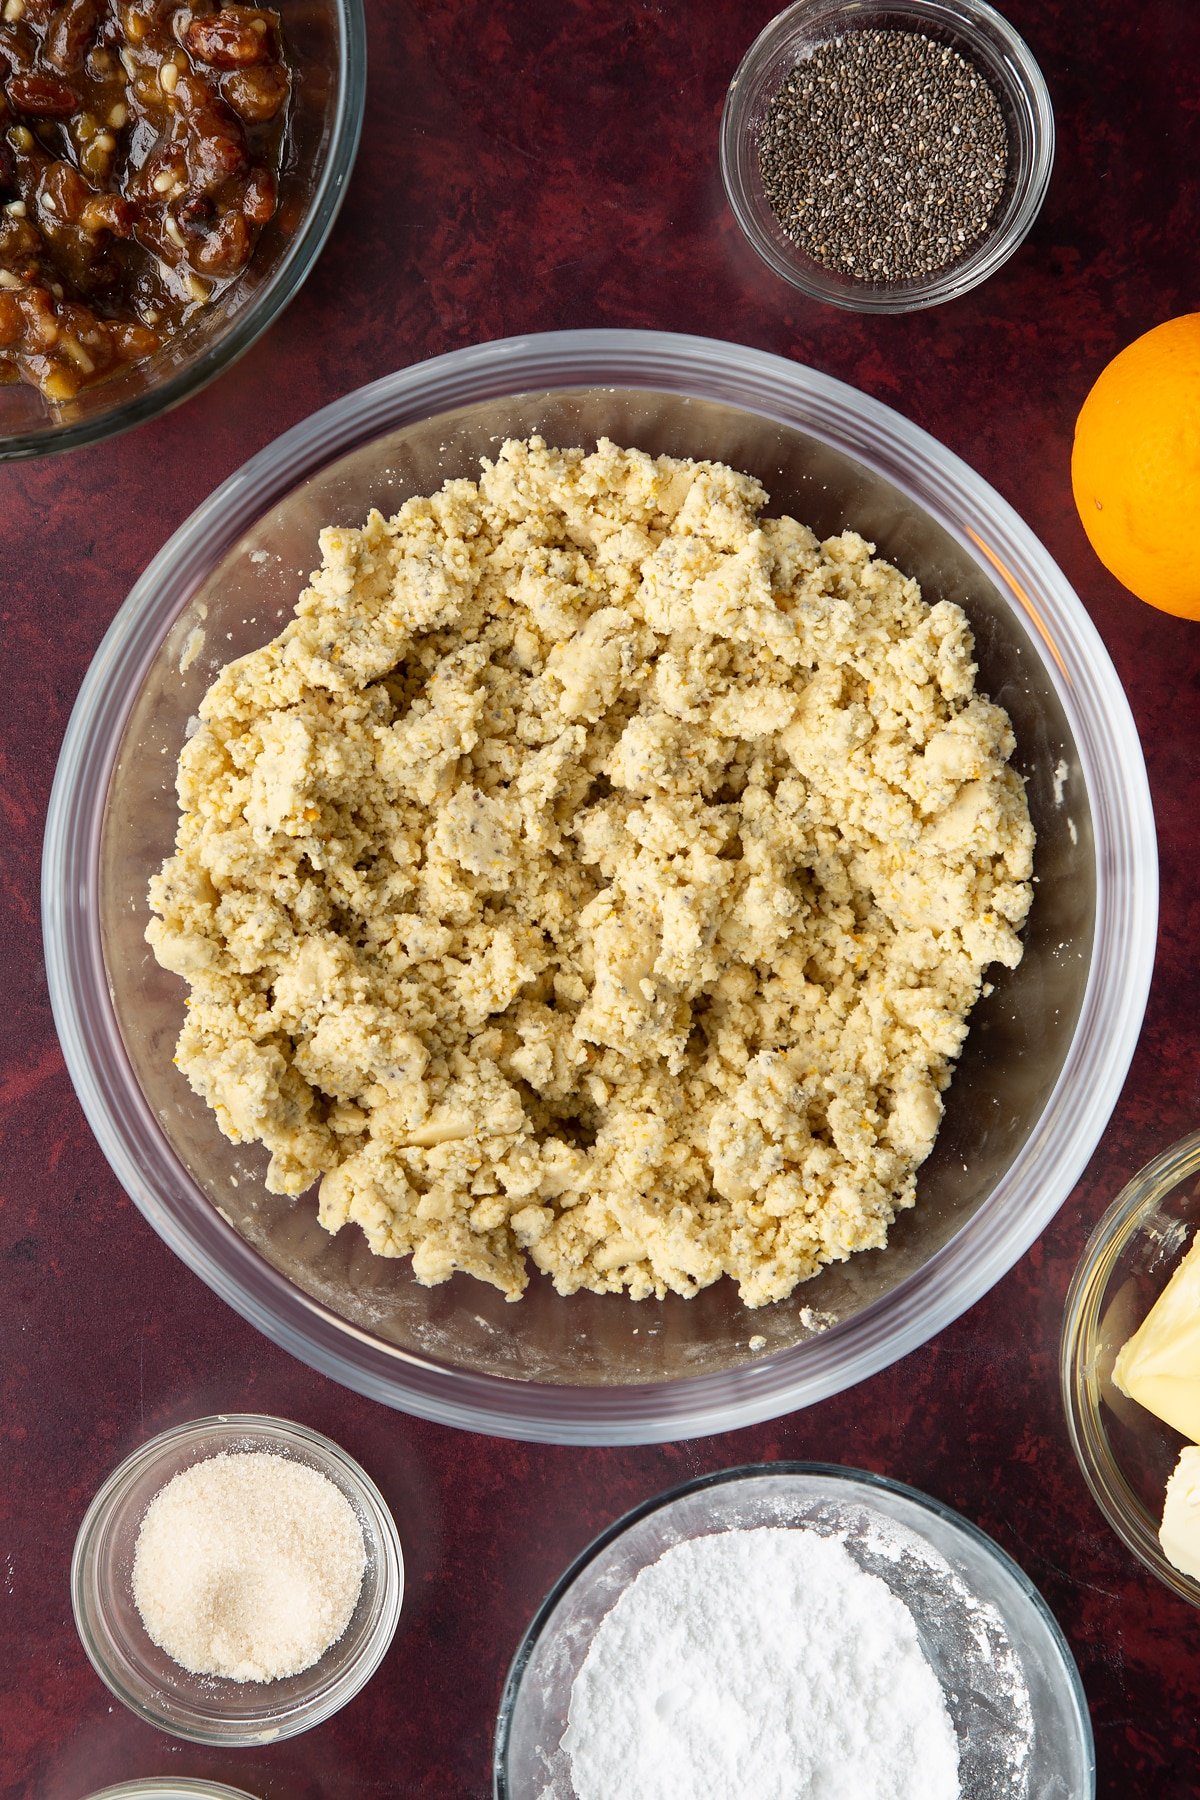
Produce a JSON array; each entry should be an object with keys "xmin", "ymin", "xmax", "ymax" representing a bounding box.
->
[{"xmin": 42, "ymin": 330, "xmax": 1157, "ymax": 1444}]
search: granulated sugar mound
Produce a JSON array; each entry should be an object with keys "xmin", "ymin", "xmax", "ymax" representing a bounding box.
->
[{"xmin": 131, "ymin": 1449, "xmax": 367, "ymax": 1683}]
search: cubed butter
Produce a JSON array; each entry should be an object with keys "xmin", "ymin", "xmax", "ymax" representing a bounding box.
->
[
  {"xmin": 1112, "ymin": 1230, "xmax": 1200, "ymax": 1441},
  {"xmin": 1161, "ymin": 1447, "xmax": 1200, "ymax": 1583}
]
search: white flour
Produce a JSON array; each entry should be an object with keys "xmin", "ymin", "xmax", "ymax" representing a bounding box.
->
[{"xmin": 562, "ymin": 1527, "xmax": 960, "ymax": 1800}]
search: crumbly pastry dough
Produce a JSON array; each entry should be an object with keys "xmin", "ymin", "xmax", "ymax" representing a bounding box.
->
[{"xmin": 148, "ymin": 438, "xmax": 1034, "ymax": 1307}]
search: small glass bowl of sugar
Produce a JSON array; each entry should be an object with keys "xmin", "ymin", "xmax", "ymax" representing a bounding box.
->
[{"xmin": 71, "ymin": 1414, "xmax": 403, "ymax": 1745}]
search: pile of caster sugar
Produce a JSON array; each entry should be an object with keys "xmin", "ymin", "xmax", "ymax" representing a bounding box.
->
[
  {"xmin": 131, "ymin": 1450, "xmax": 367, "ymax": 1683},
  {"xmin": 563, "ymin": 1526, "xmax": 961, "ymax": 1800}
]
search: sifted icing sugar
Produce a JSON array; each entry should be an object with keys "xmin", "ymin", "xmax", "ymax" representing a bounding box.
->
[{"xmin": 562, "ymin": 1527, "xmax": 960, "ymax": 1800}]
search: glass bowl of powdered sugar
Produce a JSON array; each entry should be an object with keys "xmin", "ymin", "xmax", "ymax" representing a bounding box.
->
[
  {"xmin": 494, "ymin": 1463, "xmax": 1094, "ymax": 1800},
  {"xmin": 71, "ymin": 1414, "xmax": 403, "ymax": 1745}
]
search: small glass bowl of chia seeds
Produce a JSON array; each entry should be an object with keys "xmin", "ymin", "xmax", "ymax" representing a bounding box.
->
[{"xmin": 720, "ymin": 0, "xmax": 1054, "ymax": 312}]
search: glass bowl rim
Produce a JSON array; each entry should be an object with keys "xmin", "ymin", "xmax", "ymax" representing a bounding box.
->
[
  {"xmin": 70, "ymin": 1411, "xmax": 404, "ymax": 1745},
  {"xmin": 1060, "ymin": 1129, "xmax": 1200, "ymax": 1608},
  {"xmin": 719, "ymin": 0, "xmax": 1056, "ymax": 313},
  {"xmin": 491, "ymin": 1459, "xmax": 1096, "ymax": 1797},
  {"xmin": 42, "ymin": 326, "xmax": 1157, "ymax": 1444},
  {"xmin": 0, "ymin": 0, "xmax": 368, "ymax": 464},
  {"xmin": 84, "ymin": 1785, "xmax": 261, "ymax": 1800}
]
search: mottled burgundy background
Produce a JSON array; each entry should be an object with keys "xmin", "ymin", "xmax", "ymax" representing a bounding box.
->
[{"xmin": 2, "ymin": 1, "xmax": 1199, "ymax": 1795}]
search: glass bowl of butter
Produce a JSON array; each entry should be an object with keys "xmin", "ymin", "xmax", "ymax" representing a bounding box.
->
[{"xmin": 1062, "ymin": 1131, "xmax": 1200, "ymax": 1605}]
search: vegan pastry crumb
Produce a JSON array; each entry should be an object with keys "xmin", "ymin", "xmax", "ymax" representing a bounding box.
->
[{"xmin": 147, "ymin": 437, "xmax": 1034, "ymax": 1307}]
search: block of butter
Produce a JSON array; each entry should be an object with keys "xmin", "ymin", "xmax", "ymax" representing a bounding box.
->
[
  {"xmin": 1112, "ymin": 1229, "xmax": 1200, "ymax": 1442},
  {"xmin": 1161, "ymin": 1447, "xmax": 1200, "ymax": 1583}
]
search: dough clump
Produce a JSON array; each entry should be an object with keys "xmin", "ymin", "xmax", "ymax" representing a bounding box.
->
[{"xmin": 148, "ymin": 438, "xmax": 1034, "ymax": 1307}]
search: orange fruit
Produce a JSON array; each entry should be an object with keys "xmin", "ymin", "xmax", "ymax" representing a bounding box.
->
[{"xmin": 1070, "ymin": 313, "xmax": 1200, "ymax": 620}]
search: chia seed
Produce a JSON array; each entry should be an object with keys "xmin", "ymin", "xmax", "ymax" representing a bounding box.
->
[{"xmin": 757, "ymin": 29, "xmax": 1010, "ymax": 283}]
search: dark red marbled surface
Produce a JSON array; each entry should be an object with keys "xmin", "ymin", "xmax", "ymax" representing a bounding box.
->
[{"xmin": 3, "ymin": 2, "xmax": 1200, "ymax": 1795}]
